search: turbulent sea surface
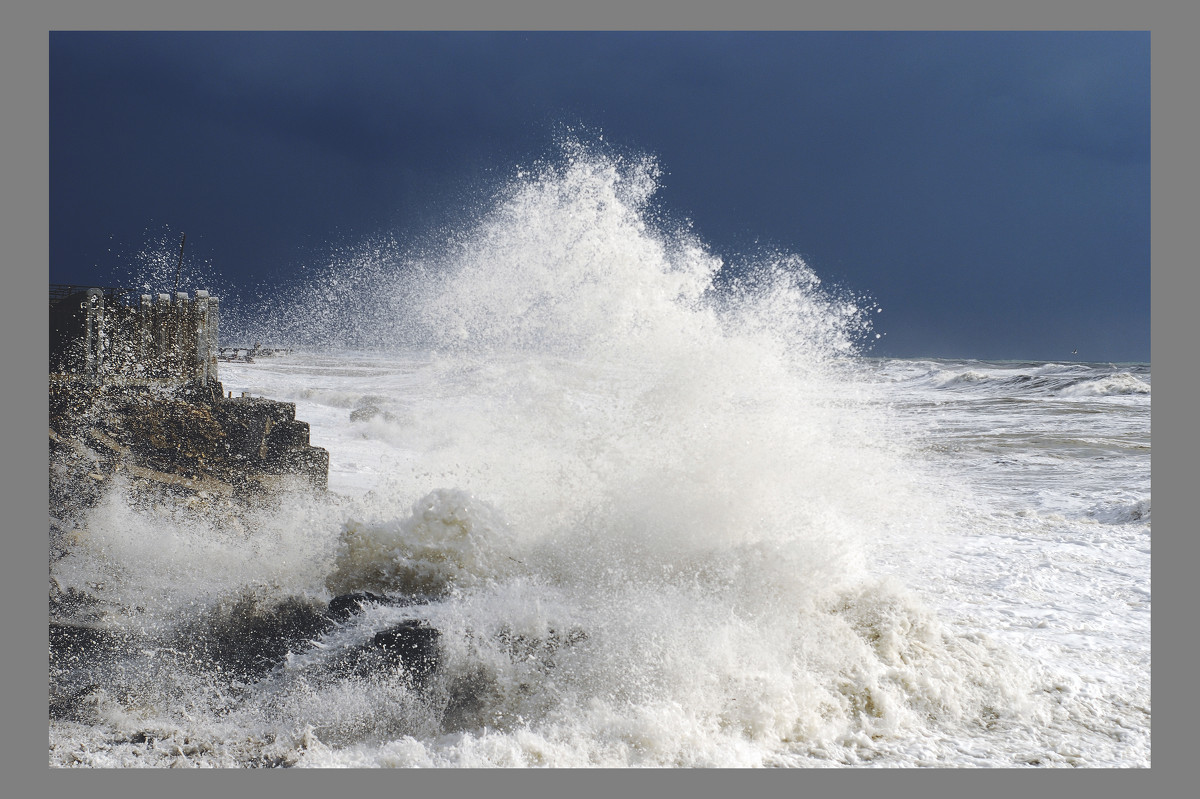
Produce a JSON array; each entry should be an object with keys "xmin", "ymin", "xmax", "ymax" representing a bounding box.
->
[{"xmin": 49, "ymin": 147, "xmax": 1150, "ymax": 767}]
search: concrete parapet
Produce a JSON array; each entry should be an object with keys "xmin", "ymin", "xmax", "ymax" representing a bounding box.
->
[{"xmin": 50, "ymin": 285, "xmax": 219, "ymax": 385}]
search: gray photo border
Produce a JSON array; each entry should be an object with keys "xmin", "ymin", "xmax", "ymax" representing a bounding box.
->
[{"xmin": 8, "ymin": 2, "xmax": 1180, "ymax": 799}]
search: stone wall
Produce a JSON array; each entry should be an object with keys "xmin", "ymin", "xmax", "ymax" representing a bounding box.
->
[{"xmin": 50, "ymin": 286, "xmax": 219, "ymax": 384}]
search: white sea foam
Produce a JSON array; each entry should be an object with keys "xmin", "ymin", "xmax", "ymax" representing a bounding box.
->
[
  {"xmin": 327, "ymin": 488, "xmax": 519, "ymax": 597},
  {"xmin": 1086, "ymin": 498, "xmax": 1151, "ymax": 525},
  {"xmin": 51, "ymin": 481, "xmax": 342, "ymax": 633}
]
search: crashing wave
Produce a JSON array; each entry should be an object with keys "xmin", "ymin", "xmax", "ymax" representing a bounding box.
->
[{"xmin": 1058, "ymin": 373, "xmax": 1151, "ymax": 397}]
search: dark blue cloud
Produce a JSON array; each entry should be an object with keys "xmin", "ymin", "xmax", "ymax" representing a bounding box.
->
[{"xmin": 49, "ymin": 31, "xmax": 1150, "ymax": 361}]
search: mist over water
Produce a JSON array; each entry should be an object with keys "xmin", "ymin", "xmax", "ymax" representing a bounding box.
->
[{"xmin": 51, "ymin": 143, "xmax": 1148, "ymax": 767}]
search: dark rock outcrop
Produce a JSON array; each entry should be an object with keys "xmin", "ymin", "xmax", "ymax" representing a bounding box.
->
[
  {"xmin": 179, "ymin": 593, "xmax": 439, "ymax": 683},
  {"xmin": 50, "ymin": 587, "xmax": 592, "ymax": 725},
  {"xmin": 49, "ymin": 284, "xmax": 329, "ymax": 524},
  {"xmin": 182, "ymin": 595, "xmax": 334, "ymax": 680},
  {"xmin": 325, "ymin": 619, "xmax": 442, "ymax": 684},
  {"xmin": 49, "ymin": 377, "xmax": 329, "ymax": 524},
  {"xmin": 48, "ymin": 590, "xmax": 443, "ymax": 717},
  {"xmin": 327, "ymin": 591, "xmax": 420, "ymax": 621}
]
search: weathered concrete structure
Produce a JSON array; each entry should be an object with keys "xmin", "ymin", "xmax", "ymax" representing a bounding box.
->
[
  {"xmin": 49, "ymin": 285, "xmax": 329, "ymax": 523},
  {"xmin": 50, "ymin": 285, "xmax": 220, "ymax": 384}
]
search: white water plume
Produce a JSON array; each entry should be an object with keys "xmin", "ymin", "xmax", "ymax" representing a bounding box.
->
[{"xmin": 52, "ymin": 140, "xmax": 1074, "ymax": 767}]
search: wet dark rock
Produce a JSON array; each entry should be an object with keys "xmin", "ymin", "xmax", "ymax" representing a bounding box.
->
[
  {"xmin": 371, "ymin": 621, "xmax": 441, "ymax": 676},
  {"xmin": 178, "ymin": 593, "xmax": 581, "ymax": 687},
  {"xmin": 327, "ymin": 591, "xmax": 424, "ymax": 621},
  {"xmin": 49, "ymin": 589, "xmax": 590, "ymax": 720},
  {"xmin": 329, "ymin": 591, "xmax": 390, "ymax": 620},
  {"xmin": 181, "ymin": 596, "xmax": 333, "ymax": 679},
  {"xmin": 165, "ymin": 593, "xmax": 439, "ymax": 683},
  {"xmin": 324, "ymin": 593, "xmax": 443, "ymax": 683},
  {"xmin": 48, "ymin": 622, "xmax": 138, "ymax": 721},
  {"xmin": 326, "ymin": 619, "xmax": 441, "ymax": 684}
]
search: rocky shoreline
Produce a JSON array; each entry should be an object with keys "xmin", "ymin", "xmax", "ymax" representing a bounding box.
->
[
  {"xmin": 50, "ymin": 375, "xmax": 329, "ymax": 521},
  {"xmin": 47, "ymin": 287, "xmax": 589, "ymax": 731}
]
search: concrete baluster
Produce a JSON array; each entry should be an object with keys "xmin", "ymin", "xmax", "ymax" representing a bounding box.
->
[
  {"xmin": 194, "ymin": 290, "xmax": 210, "ymax": 382},
  {"xmin": 84, "ymin": 288, "xmax": 104, "ymax": 377},
  {"xmin": 139, "ymin": 294, "xmax": 152, "ymax": 370},
  {"xmin": 156, "ymin": 293, "xmax": 172, "ymax": 375},
  {"xmin": 173, "ymin": 292, "xmax": 189, "ymax": 376},
  {"xmin": 208, "ymin": 295, "xmax": 220, "ymax": 382}
]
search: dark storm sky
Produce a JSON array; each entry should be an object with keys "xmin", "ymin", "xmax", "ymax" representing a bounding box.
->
[{"xmin": 49, "ymin": 31, "xmax": 1150, "ymax": 361}]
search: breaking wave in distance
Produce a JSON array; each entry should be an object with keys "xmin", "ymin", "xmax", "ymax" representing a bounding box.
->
[
  {"xmin": 905, "ymin": 362, "xmax": 1150, "ymax": 400},
  {"xmin": 1057, "ymin": 372, "xmax": 1151, "ymax": 397}
]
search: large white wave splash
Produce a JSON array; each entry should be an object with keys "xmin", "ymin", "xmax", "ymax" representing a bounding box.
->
[{"xmin": 56, "ymin": 142, "xmax": 1058, "ymax": 767}]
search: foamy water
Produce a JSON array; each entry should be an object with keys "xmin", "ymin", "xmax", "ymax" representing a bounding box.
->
[{"xmin": 50, "ymin": 145, "xmax": 1150, "ymax": 767}]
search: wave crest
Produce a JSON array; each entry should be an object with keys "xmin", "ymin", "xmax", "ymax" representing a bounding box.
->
[{"xmin": 1059, "ymin": 373, "xmax": 1151, "ymax": 397}]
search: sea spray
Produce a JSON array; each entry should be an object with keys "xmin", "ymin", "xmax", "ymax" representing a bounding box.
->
[
  {"xmin": 98, "ymin": 223, "xmax": 232, "ymax": 301},
  {"xmin": 52, "ymin": 482, "xmax": 341, "ymax": 634},
  {"xmin": 327, "ymin": 488, "xmax": 519, "ymax": 597},
  {"xmin": 294, "ymin": 143, "xmax": 1048, "ymax": 759},
  {"xmin": 52, "ymin": 141, "xmax": 1061, "ymax": 766}
]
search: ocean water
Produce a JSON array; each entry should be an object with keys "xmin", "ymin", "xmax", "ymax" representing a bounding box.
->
[{"xmin": 49, "ymin": 146, "xmax": 1150, "ymax": 767}]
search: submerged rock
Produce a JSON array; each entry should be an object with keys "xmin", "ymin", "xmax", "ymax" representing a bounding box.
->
[{"xmin": 349, "ymin": 405, "xmax": 397, "ymax": 423}]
